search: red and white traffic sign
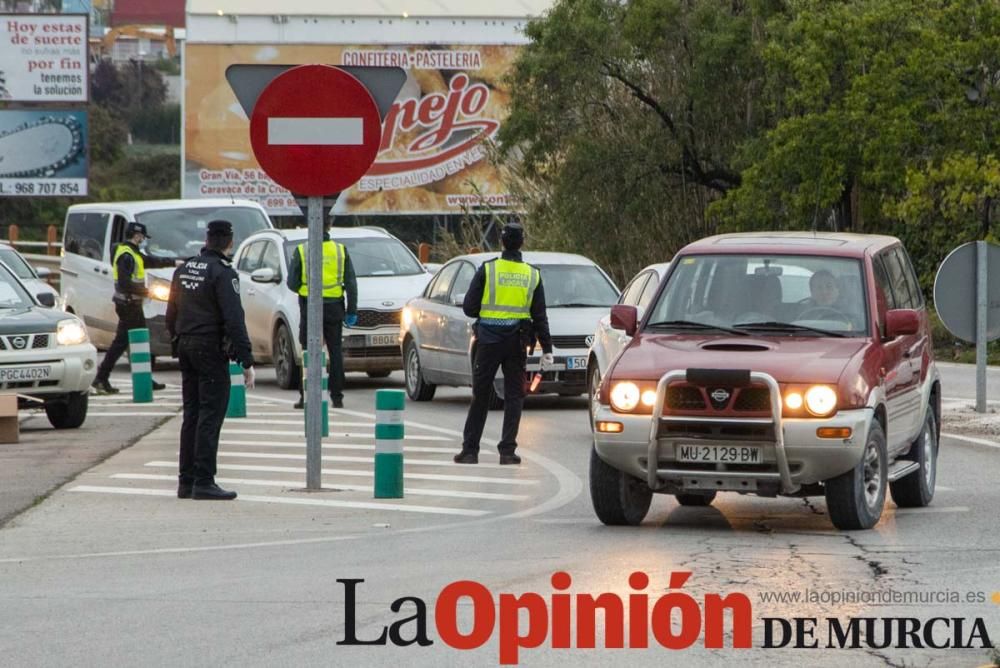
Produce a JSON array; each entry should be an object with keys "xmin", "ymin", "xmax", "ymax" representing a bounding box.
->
[{"xmin": 249, "ymin": 64, "xmax": 382, "ymax": 196}]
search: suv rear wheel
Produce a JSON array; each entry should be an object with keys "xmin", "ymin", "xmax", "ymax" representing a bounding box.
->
[
  {"xmin": 404, "ymin": 339, "xmax": 435, "ymax": 401},
  {"xmin": 890, "ymin": 409, "xmax": 937, "ymax": 508},
  {"xmin": 590, "ymin": 446, "xmax": 652, "ymax": 525},
  {"xmin": 45, "ymin": 392, "xmax": 88, "ymax": 429},
  {"xmin": 273, "ymin": 322, "xmax": 300, "ymax": 390},
  {"xmin": 825, "ymin": 421, "xmax": 887, "ymax": 530}
]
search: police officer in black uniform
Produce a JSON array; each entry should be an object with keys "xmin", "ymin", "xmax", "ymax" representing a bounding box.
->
[
  {"xmin": 92, "ymin": 221, "xmax": 175, "ymax": 394},
  {"xmin": 165, "ymin": 220, "xmax": 255, "ymax": 500},
  {"xmin": 454, "ymin": 222, "xmax": 554, "ymax": 465}
]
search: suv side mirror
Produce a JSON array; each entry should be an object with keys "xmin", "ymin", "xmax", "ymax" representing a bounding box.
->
[
  {"xmin": 610, "ymin": 304, "xmax": 638, "ymax": 337},
  {"xmin": 885, "ymin": 309, "xmax": 919, "ymax": 338},
  {"xmin": 36, "ymin": 292, "xmax": 56, "ymax": 308},
  {"xmin": 250, "ymin": 267, "xmax": 278, "ymax": 284}
]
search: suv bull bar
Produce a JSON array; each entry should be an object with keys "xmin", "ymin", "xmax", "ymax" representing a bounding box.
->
[{"xmin": 645, "ymin": 369, "xmax": 797, "ymax": 494}]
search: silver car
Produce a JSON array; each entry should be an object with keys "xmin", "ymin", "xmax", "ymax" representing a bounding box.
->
[{"xmin": 400, "ymin": 251, "xmax": 619, "ymax": 406}]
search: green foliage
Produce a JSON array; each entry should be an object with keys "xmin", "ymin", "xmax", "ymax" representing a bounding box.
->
[{"xmin": 131, "ymin": 104, "xmax": 181, "ymax": 144}]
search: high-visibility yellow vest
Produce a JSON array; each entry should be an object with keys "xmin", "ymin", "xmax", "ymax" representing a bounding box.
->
[
  {"xmin": 480, "ymin": 258, "xmax": 539, "ymax": 320},
  {"xmin": 111, "ymin": 244, "xmax": 145, "ymax": 285},
  {"xmin": 298, "ymin": 240, "xmax": 345, "ymax": 298}
]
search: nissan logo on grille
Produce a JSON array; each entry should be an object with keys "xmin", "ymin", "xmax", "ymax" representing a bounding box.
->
[
  {"xmin": 709, "ymin": 388, "xmax": 731, "ymax": 409},
  {"xmin": 10, "ymin": 336, "xmax": 27, "ymax": 350}
]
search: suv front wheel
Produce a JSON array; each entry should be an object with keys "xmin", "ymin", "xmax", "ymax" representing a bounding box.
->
[
  {"xmin": 825, "ymin": 421, "xmax": 887, "ymax": 530},
  {"xmin": 590, "ymin": 446, "xmax": 652, "ymax": 526},
  {"xmin": 45, "ymin": 392, "xmax": 88, "ymax": 429}
]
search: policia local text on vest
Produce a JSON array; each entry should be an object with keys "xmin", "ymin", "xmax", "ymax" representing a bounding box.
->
[
  {"xmin": 455, "ymin": 223, "xmax": 553, "ymax": 466},
  {"xmin": 92, "ymin": 222, "xmax": 176, "ymax": 395},
  {"xmin": 287, "ymin": 227, "xmax": 359, "ymax": 409}
]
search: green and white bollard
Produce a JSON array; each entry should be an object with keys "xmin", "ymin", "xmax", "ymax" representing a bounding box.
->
[
  {"xmin": 226, "ymin": 362, "xmax": 246, "ymax": 418},
  {"xmin": 374, "ymin": 389, "xmax": 405, "ymax": 499},
  {"xmin": 303, "ymin": 350, "xmax": 328, "ymax": 437},
  {"xmin": 128, "ymin": 328, "xmax": 153, "ymax": 403}
]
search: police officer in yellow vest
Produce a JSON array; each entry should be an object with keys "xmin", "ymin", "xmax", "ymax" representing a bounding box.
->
[
  {"xmin": 455, "ymin": 222, "xmax": 553, "ymax": 465},
  {"xmin": 287, "ymin": 219, "xmax": 358, "ymax": 408},
  {"xmin": 92, "ymin": 221, "xmax": 176, "ymax": 394}
]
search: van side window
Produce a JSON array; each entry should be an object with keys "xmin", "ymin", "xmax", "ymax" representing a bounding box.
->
[
  {"xmin": 111, "ymin": 215, "xmax": 128, "ymax": 245},
  {"xmin": 64, "ymin": 213, "xmax": 108, "ymax": 261}
]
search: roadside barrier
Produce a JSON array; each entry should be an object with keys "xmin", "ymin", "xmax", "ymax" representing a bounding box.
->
[
  {"xmin": 374, "ymin": 389, "xmax": 405, "ymax": 498},
  {"xmin": 128, "ymin": 328, "xmax": 152, "ymax": 403},
  {"xmin": 303, "ymin": 350, "xmax": 329, "ymax": 437},
  {"xmin": 226, "ymin": 362, "xmax": 246, "ymax": 418}
]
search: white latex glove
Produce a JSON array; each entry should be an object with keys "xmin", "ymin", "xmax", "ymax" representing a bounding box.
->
[
  {"xmin": 540, "ymin": 353, "xmax": 555, "ymax": 371},
  {"xmin": 243, "ymin": 366, "xmax": 256, "ymax": 390}
]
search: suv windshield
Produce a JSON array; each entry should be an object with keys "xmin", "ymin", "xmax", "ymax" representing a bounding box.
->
[
  {"xmin": 0, "ymin": 265, "xmax": 33, "ymax": 309},
  {"xmin": 647, "ymin": 254, "xmax": 868, "ymax": 337},
  {"xmin": 136, "ymin": 207, "xmax": 270, "ymax": 259},
  {"xmin": 538, "ymin": 264, "xmax": 619, "ymax": 308},
  {"xmin": 0, "ymin": 247, "xmax": 36, "ymax": 279},
  {"xmin": 285, "ymin": 236, "xmax": 424, "ymax": 277}
]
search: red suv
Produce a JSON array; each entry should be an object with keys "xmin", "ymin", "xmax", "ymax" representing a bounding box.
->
[{"xmin": 590, "ymin": 233, "xmax": 940, "ymax": 530}]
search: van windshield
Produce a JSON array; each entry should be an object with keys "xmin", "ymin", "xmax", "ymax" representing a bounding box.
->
[{"xmin": 136, "ymin": 207, "xmax": 270, "ymax": 259}]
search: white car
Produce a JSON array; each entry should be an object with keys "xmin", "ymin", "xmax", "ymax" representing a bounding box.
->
[
  {"xmin": 587, "ymin": 262, "xmax": 670, "ymax": 426},
  {"xmin": 0, "ymin": 243, "xmax": 60, "ymax": 308},
  {"xmin": 232, "ymin": 226, "xmax": 435, "ymax": 389},
  {"xmin": 0, "ymin": 261, "xmax": 97, "ymax": 428},
  {"xmin": 60, "ymin": 199, "xmax": 274, "ymax": 357},
  {"xmin": 401, "ymin": 251, "xmax": 620, "ymax": 405}
]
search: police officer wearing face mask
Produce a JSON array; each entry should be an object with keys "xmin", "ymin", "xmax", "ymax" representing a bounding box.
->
[
  {"xmin": 165, "ymin": 220, "xmax": 254, "ymax": 501},
  {"xmin": 454, "ymin": 222, "xmax": 553, "ymax": 465},
  {"xmin": 92, "ymin": 221, "xmax": 176, "ymax": 395}
]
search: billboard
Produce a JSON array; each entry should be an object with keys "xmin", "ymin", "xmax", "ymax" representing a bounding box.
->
[
  {"xmin": 184, "ymin": 44, "xmax": 518, "ymax": 216},
  {"xmin": 0, "ymin": 13, "xmax": 88, "ymax": 103},
  {"xmin": 0, "ymin": 109, "xmax": 87, "ymax": 196}
]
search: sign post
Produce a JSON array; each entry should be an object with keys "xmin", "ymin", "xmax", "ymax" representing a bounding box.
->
[
  {"xmin": 247, "ymin": 64, "xmax": 390, "ymax": 489},
  {"xmin": 934, "ymin": 240, "xmax": 1000, "ymax": 413}
]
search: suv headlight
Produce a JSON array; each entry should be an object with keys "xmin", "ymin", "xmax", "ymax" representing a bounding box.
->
[
  {"xmin": 610, "ymin": 382, "xmax": 640, "ymax": 412},
  {"xmin": 148, "ymin": 278, "xmax": 171, "ymax": 302},
  {"xmin": 804, "ymin": 386, "xmax": 837, "ymax": 417},
  {"xmin": 56, "ymin": 318, "xmax": 88, "ymax": 346}
]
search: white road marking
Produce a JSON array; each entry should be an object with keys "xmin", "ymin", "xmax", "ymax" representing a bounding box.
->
[
  {"xmin": 143, "ymin": 460, "xmax": 540, "ymax": 486},
  {"xmin": 268, "ymin": 117, "xmax": 364, "ymax": 145},
  {"xmin": 226, "ymin": 419, "xmax": 374, "ymax": 427},
  {"xmin": 87, "ymin": 412, "xmax": 180, "ymax": 417},
  {"xmin": 942, "ymin": 432, "xmax": 1000, "ymax": 449},
  {"xmin": 68, "ymin": 485, "xmax": 488, "ymax": 517},
  {"xmin": 220, "ymin": 439, "xmax": 456, "ymax": 454},
  {"xmin": 111, "ymin": 474, "xmax": 530, "ymax": 501},
  {"xmin": 891, "ymin": 506, "xmax": 969, "ymax": 515},
  {"xmin": 221, "ymin": 428, "xmax": 448, "ymax": 441},
  {"xmin": 217, "ymin": 451, "xmax": 511, "ymax": 470}
]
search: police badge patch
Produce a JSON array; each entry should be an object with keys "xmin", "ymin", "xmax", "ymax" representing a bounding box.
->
[{"xmin": 232, "ymin": 278, "xmax": 239, "ymax": 294}]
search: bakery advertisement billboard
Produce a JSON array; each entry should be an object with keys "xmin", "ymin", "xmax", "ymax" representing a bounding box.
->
[
  {"xmin": 0, "ymin": 13, "xmax": 88, "ymax": 103},
  {"xmin": 183, "ymin": 44, "xmax": 518, "ymax": 216},
  {"xmin": 0, "ymin": 109, "xmax": 88, "ymax": 197}
]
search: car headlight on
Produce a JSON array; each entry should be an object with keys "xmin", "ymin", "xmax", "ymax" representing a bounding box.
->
[
  {"xmin": 804, "ymin": 386, "xmax": 837, "ymax": 417},
  {"xmin": 56, "ymin": 318, "xmax": 88, "ymax": 346},
  {"xmin": 784, "ymin": 391, "xmax": 804, "ymax": 411},
  {"xmin": 401, "ymin": 306, "xmax": 413, "ymax": 329},
  {"xmin": 640, "ymin": 389, "xmax": 658, "ymax": 407},
  {"xmin": 610, "ymin": 381, "xmax": 641, "ymax": 412},
  {"xmin": 148, "ymin": 278, "xmax": 171, "ymax": 302}
]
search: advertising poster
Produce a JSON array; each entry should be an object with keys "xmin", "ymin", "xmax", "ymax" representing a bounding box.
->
[
  {"xmin": 0, "ymin": 109, "xmax": 87, "ymax": 196},
  {"xmin": 0, "ymin": 13, "xmax": 88, "ymax": 103},
  {"xmin": 184, "ymin": 43, "xmax": 517, "ymax": 215}
]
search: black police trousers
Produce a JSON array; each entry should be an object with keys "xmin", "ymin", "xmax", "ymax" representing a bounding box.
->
[
  {"xmin": 95, "ymin": 302, "xmax": 145, "ymax": 381},
  {"xmin": 177, "ymin": 336, "xmax": 230, "ymax": 485},
  {"xmin": 461, "ymin": 335, "xmax": 527, "ymax": 456},
  {"xmin": 297, "ymin": 298, "xmax": 345, "ymax": 402}
]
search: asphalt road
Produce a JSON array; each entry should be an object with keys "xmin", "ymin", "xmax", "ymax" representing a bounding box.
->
[{"xmin": 1, "ymin": 364, "xmax": 999, "ymax": 667}]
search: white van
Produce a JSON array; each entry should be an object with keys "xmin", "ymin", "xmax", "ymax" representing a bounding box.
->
[{"xmin": 61, "ymin": 199, "xmax": 274, "ymax": 357}]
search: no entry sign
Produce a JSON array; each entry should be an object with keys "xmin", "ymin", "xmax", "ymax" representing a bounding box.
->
[{"xmin": 249, "ymin": 64, "xmax": 381, "ymax": 196}]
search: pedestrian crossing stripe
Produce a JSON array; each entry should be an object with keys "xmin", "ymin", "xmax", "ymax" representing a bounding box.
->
[
  {"xmin": 68, "ymin": 485, "xmax": 488, "ymax": 516},
  {"xmin": 219, "ymin": 428, "xmax": 450, "ymax": 441},
  {"xmin": 219, "ymin": 439, "xmax": 456, "ymax": 454},
  {"xmin": 216, "ymin": 451, "xmax": 513, "ymax": 470}
]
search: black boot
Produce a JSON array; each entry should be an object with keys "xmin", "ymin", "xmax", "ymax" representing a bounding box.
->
[
  {"xmin": 192, "ymin": 482, "xmax": 237, "ymax": 500},
  {"xmin": 453, "ymin": 451, "xmax": 478, "ymax": 464},
  {"xmin": 91, "ymin": 377, "xmax": 119, "ymax": 395},
  {"xmin": 293, "ymin": 391, "xmax": 304, "ymax": 410},
  {"xmin": 499, "ymin": 453, "xmax": 522, "ymax": 465},
  {"xmin": 152, "ymin": 379, "xmax": 166, "ymax": 391}
]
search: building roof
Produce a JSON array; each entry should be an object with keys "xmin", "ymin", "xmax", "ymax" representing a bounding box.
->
[{"xmin": 187, "ymin": 0, "xmax": 553, "ymax": 18}]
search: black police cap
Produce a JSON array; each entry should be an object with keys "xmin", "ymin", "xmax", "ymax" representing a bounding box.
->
[
  {"xmin": 126, "ymin": 222, "xmax": 150, "ymax": 239},
  {"xmin": 206, "ymin": 220, "xmax": 233, "ymax": 237},
  {"xmin": 500, "ymin": 222, "xmax": 525, "ymax": 245}
]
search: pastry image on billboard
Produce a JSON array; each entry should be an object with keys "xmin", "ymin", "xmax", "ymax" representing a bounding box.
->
[{"xmin": 184, "ymin": 43, "xmax": 518, "ymax": 215}]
